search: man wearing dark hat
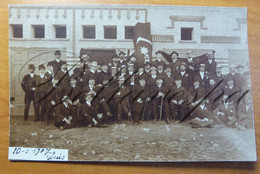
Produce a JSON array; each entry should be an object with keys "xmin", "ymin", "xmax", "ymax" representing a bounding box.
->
[
  {"xmin": 79, "ymin": 93, "xmax": 101, "ymax": 127},
  {"xmin": 55, "ymin": 95, "xmax": 75, "ymax": 130},
  {"xmin": 48, "ymin": 50, "xmax": 65, "ymax": 75},
  {"xmin": 226, "ymin": 65, "xmax": 240, "ymax": 86},
  {"xmin": 35, "ymin": 64, "xmax": 48, "ymax": 121},
  {"xmin": 183, "ymin": 50, "xmax": 196, "ymax": 73},
  {"xmin": 176, "ymin": 62, "xmax": 191, "ymax": 90},
  {"xmin": 224, "ymin": 78, "xmax": 241, "ymax": 104},
  {"xmin": 149, "ymin": 78, "xmax": 170, "ymax": 123},
  {"xmin": 167, "ymin": 75, "xmax": 187, "ymax": 121},
  {"xmin": 45, "ymin": 76, "xmax": 66, "ymax": 125},
  {"xmin": 203, "ymin": 51, "xmax": 217, "ymax": 76},
  {"xmin": 45, "ymin": 62, "xmax": 54, "ymax": 84},
  {"xmin": 114, "ymin": 76, "xmax": 131, "ymax": 123},
  {"xmin": 64, "ymin": 75, "xmax": 83, "ymax": 126},
  {"xmin": 153, "ymin": 51, "xmax": 166, "ymax": 67},
  {"xmin": 156, "ymin": 50, "xmax": 181, "ymax": 74},
  {"xmin": 132, "ymin": 78, "xmax": 150, "ymax": 124},
  {"xmin": 193, "ymin": 64, "xmax": 210, "ymax": 90},
  {"xmin": 213, "ymin": 94, "xmax": 237, "ymax": 127},
  {"xmin": 56, "ymin": 61, "xmax": 71, "ymax": 89},
  {"xmin": 21, "ymin": 64, "xmax": 38, "ymax": 121},
  {"xmin": 118, "ymin": 51, "xmax": 127, "ymax": 68},
  {"xmin": 187, "ymin": 80, "xmax": 205, "ymax": 107},
  {"xmin": 82, "ymin": 61, "xmax": 99, "ymax": 87},
  {"xmin": 162, "ymin": 67, "xmax": 174, "ymax": 87}
]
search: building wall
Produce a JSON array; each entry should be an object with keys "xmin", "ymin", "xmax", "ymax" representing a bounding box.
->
[{"xmin": 9, "ymin": 5, "xmax": 249, "ymax": 114}]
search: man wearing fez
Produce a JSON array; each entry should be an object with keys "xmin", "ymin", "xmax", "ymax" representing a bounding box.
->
[
  {"xmin": 49, "ymin": 50, "xmax": 65, "ymax": 75},
  {"xmin": 203, "ymin": 50, "xmax": 217, "ymax": 76},
  {"xmin": 55, "ymin": 95, "xmax": 75, "ymax": 130},
  {"xmin": 35, "ymin": 64, "xmax": 48, "ymax": 121},
  {"xmin": 21, "ymin": 64, "xmax": 38, "ymax": 121}
]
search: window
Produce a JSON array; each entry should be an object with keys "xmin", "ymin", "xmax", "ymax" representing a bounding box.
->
[
  {"xmin": 33, "ymin": 25, "xmax": 45, "ymax": 38},
  {"xmin": 83, "ymin": 26, "xmax": 95, "ymax": 39},
  {"xmin": 55, "ymin": 26, "xmax": 66, "ymax": 38},
  {"xmin": 104, "ymin": 26, "xmax": 117, "ymax": 39},
  {"xmin": 125, "ymin": 26, "xmax": 134, "ymax": 39},
  {"xmin": 12, "ymin": 24, "xmax": 23, "ymax": 38},
  {"xmin": 181, "ymin": 28, "xmax": 193, "ymax": 40}
]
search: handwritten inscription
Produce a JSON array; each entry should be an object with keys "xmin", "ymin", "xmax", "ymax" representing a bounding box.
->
[{"xmin": 9, "ymin": 147, "xmax": 68, "ymax": 161}]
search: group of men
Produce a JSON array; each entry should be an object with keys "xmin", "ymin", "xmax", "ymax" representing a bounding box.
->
[{"xmin": 21, "ymin": 49, "xmax": 253, "ymax": 130}]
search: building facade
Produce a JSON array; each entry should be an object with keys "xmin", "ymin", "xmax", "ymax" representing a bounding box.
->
[{"xmin": 9, "ymin": 5, "xmax": 249, "ymax": 114}]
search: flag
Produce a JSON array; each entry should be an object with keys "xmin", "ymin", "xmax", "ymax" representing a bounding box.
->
[{"xmin": 133, "ymin": 22, "xmax": 152, "ymax": 65}]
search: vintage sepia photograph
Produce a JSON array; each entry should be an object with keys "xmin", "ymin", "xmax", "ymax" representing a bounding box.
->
[{"xmin": 9, "ymin": 5, "xmax": 257, "ymax": 161}]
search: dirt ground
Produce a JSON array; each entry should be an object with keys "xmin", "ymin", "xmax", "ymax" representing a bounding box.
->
[{"xmin": 9, "ymin": 115, "xmax": 257, "ymax": 162}]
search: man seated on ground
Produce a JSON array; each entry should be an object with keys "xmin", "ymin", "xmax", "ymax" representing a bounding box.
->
[
  {"xmin": 79, "ymin": 93, "xmax": 103, "ymax": 127},
  {"xmin": 236, "ymin": 95, "xmax": 254, "ymax": 129},
  {"xmin": 188, "ymin": 99, "xmax": 215, "ymax": 128},
  {"xmin": 213, "ymin": 94, "xmax": 237, "ymax": 127},
  {"xmin": 55, "ymin": 96, "xmax": 75, "ymax": 130}
]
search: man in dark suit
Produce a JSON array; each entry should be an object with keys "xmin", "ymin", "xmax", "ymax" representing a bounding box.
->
[
  {"xmin": 203, "ymin": 51, "xmax": 217, "ymax": 76},
  {"xmin": 237, "ymin": 95, "xmax": 254, "ymax": 129},
  {"xmin": 132, "ymin": 78, "xmax": 150, "ymax": 124},
  {"xmin": 114, "ymin": 76, "xmax": 131, "ymax": 123},
  {"xmin": 79, "ymin": 93, "xmax": 100, "ymax": 127},
  {"xmin": 176, "ymin": 62, "xmax": 191, "ymax": 90},
  {"xmin": 45, "ymin": 76, "xmax": 66, "ymax": 125},
  {"xmin": 213, "ymin": 94, "xmax": 237, "ymax": 127},
  {"xmin": 55, "ymin": 96, "xmax": 75, "ymax": 130},
  {"xmin": 157, "ymin": 50, "xmax": 181, "ymax": 74},
  {"xmin": 56, "ymin": 61, "xmax": 71, "ymax": 88},
  {"xmin": 117, "ymin": 51, "xmax": 128, "ymax": 68},
  {"xmin": 149, "ymin": 78, "xmax": 170, "ymax": 123},
  {"xmin": 48, "ymin": 50, "xmax": 65, "ymax": 75},
  {"xmin": 81, "ymin": 61, "xmax": 99, "ymax": 87},
  {"xmin": 21, "ymin": 64, "xmax": 38, "ymax": 121},
  {"xmin": 193, "ymin": 64, "xmax": 210, "ymax": 90},
  {"xmin": 35, "ymin": 64, "xmax": 48, "ymax": 121},
  {"xmin": 188, "ymin": 100, "xmax": 215, "ymax": 128},
  {"xmin": 167, "ymin": 76, "xmax": 187, "ymax": 121},
  {"xmin": 183, "ymin": 50, "xmax": 196, "ymax": 73}
]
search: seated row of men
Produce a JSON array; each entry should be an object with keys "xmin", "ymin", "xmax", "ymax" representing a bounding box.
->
[{"xmin": 21, "ymin": 50, "xmax": 252, "ymax": 130}]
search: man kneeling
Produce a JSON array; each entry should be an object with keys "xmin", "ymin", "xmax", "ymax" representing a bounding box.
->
[{"xmin": 55, "ymin": 96, "xmax": 75, "ymax": 130}]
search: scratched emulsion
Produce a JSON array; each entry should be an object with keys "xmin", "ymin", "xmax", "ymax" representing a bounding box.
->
[{"xmin": 9, "ymin": 115, "xmax": 256, "ymax": 161}]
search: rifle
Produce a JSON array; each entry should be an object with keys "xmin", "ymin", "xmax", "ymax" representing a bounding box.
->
[{"xmin": 159, "ymin": 96, "xmax": 164, "ymax": 121}]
